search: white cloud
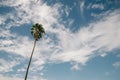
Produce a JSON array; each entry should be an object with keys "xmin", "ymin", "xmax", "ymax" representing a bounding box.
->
[
  {"xmin": 64, "ymin": 5, "xmax": 72, "ymax": 17},
  {"xmin": 91, "ymin": 4, "xmax": 104, "ymax": 10},
  {"xmin": 0, "ymin": 59, "xmax": 12, "ymax": 72},
  {"xmin": 0, "ymin": 16, "xmax": 6, "ymax": 25},
  {"xmin": 0, "ymin": 0, "xmax": 29, "ymax": 7},
  {"xmin": 100, "ymin": 52, "xmax": 107, "ymax": 57},
  {"xmin": 0, "ymin": 74, "xmax": 46, "ymax": 80},
  {"xmin": 0, "ymin": 56, "xmax": 22, "ymax": 73},
  {"xmin": 71, "ymin": 64, "xmax": 81, "ymax": 70},
  {"xmin": 80, "ymin": 1, "xmax": 85, "ymax": 18},
  {"xmin": 0, "ymin": 36, "xmax": 33, "ymax": 57},
  {"xmin": 0, "ymin": 0, "xmax": 61, "ymax": 30},
  {"xmin": 0, "ymin": 0, "xmax": 62, "ymax": 79},
  {"xmin": 113, "ymin": 61, "xmax": 120, "ymax": 68},
  {"xmin": 89, "ymin": 11, "xmax": 120, "ymax": 51},
  {"xmin": 49, "ymin": 9, "xmax": 120, "ymax": 70},
  {"xmin": 0, "ymin": 75, "xmax": 22, "ymax": 80}
]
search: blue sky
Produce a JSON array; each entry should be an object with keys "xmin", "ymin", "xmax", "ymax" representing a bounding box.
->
[{"xmin": 0, "ymin": 0, "xmax": 120, "ymax": 80}]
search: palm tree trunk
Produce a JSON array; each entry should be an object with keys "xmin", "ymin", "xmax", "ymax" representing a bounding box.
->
[{"xmin": 24, "ymin": 39, "xmax": 37, "ymax": 80}]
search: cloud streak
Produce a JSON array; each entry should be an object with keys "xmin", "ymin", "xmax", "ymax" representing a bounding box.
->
[{"xmin": 49, "ymin": 10, "xmax": 120, "ymax": 70}]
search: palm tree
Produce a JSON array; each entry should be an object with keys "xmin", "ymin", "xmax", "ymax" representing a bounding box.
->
[{"xmin": 24, "ymin": 23, "xmax": 45, "ymax": 80}]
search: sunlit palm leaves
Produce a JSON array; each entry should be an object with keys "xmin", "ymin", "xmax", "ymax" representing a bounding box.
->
[{"xmin": 31, "ymin": 23, "xmax": 45, "ymax": 40}]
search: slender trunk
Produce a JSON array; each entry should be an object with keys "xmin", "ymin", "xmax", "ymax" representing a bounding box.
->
[{"xmin": 24, "ymin": 39, "xmax": 37, "ymax": 80}]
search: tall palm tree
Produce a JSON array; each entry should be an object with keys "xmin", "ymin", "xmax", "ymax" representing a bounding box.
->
[{"xmin": 24, "ymin": 23, "xmax": 45, "ymax": 80}]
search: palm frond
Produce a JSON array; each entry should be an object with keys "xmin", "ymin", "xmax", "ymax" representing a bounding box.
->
[{"xmin": 31, "ymin": 23, "xmax": 45, "ymax": 40}]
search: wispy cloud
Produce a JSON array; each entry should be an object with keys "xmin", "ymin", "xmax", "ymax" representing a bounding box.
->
[
  {"xmin": 49, "ymin": 9, "xmax": 120, "ymax": 70},
  {"xmin": 113, "ymin": 61, "xmax": 120, "ymax": 68},
  {"xmin": 79, "ymin": 1, "xmax": 85, "ymax": 18},
  {"xmin": 91, "ymin": 4, "xmax": 104, "ymax": 10},
  {"xmin": 0, "ymin": 75, "xmax": 22, "ymax": 80},
  {"xmin": 0, "ymin": 74, "xmax": 46, "ymax": 80},
  {"xmin": 0, "ymin": 0, "xmax": 62, "ymax": 79}
]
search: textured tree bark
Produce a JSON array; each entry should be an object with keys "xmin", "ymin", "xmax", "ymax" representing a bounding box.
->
[{"xmin": 24, "ymin": 39, "xmax": 37, "ymax": 80}]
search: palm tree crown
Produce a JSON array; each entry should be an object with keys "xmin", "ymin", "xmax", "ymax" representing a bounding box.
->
[{"xmin": 31, "ymin": 23, "xmax": 45, "ymax": 40}]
